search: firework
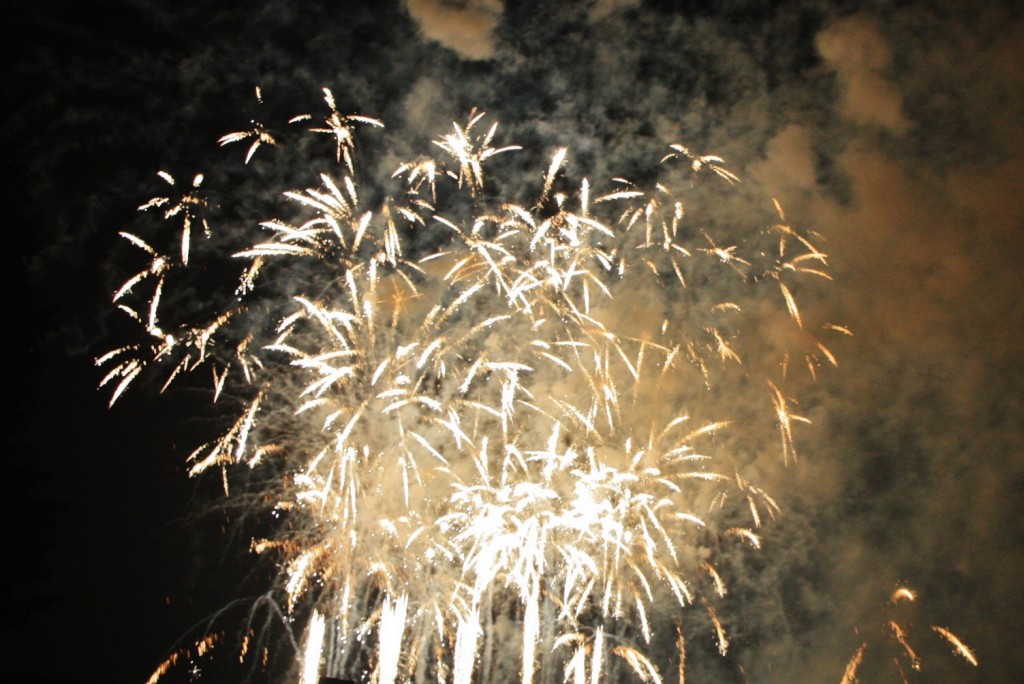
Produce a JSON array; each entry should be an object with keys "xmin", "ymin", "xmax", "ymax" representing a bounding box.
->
[
  {"xmin": 102, "ymin": 87, "xmax": 843, "ymax": 683},
  {"xmin": 839, "ymin": 587, "xmax": 978, "ymax": 683}
]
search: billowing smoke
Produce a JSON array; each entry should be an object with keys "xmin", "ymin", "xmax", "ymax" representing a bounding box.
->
[{"xmin": 406, "ymin": 0, "xmax": 504, "ymax": 60}]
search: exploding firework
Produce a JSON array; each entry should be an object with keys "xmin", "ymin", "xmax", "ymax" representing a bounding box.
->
[
  {"xmin": 839, "ymin": 587, "xmax": 977, "ymax": 684},
  {"xmin": 101, "ymin": 87, "xmax": 847, "ymax": 683}
]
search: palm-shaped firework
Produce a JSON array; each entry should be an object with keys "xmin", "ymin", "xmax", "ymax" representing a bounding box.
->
[{"xmin": 102, "ymin": 88, "xmax": 849, "ymax": 684}]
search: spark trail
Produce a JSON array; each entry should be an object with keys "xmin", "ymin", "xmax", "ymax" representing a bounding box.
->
[
  {"xmin": 839, "ymin": 587, "xmax": 978, "ymax": 684},
  {"xmin": 102, "ymin": 88, "xmax": 847, "ymax": 683}
]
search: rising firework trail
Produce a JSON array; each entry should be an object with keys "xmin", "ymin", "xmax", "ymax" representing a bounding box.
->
[{"xmin": 102, "ymin": 86, "xmax": 849, "ymax": 683}]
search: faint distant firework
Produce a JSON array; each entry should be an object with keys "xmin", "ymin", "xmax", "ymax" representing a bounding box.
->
[
  {"xmin": 840, "ymin": 587, "xmax": 977, "ymax": 684},
  {"xmin": 101, "ymin": 86, "xmax": 854, "ymax": 683}
]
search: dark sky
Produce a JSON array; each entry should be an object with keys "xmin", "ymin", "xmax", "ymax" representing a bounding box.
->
[{"xmin": 6, "ymin": 1, "xmax": 1023, "ymax": 683}]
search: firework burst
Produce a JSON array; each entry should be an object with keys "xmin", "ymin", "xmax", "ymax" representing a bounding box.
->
[
  {"xmin": 839, "ymin": 587, "xmax": 978, "ymax": 684},
  {"xmin": 102, "ymin": 87, "xmax": 846, "ymax": 683}
]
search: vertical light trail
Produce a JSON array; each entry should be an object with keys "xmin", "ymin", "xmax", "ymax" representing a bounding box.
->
[
  {"xmin": 300, "ymin": 611, "xmax": 326, "ymax": 684},
  {"xmin": 378, "ymin": 594, "xmax": 409, "ymax": 684}
]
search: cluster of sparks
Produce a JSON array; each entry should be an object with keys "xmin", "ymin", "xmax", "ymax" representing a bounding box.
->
[
  {"xmin": 840, "ymin": 588, "xmax": 978, "ymax": 684},
  {"xmin": 96, "ymin": 86, "xmax": 971, "ymax": 683}
]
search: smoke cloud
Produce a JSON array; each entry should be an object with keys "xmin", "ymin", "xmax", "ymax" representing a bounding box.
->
[{"xmin": 405, "ymin": 0, "xmax": 504, "ymax": 60}]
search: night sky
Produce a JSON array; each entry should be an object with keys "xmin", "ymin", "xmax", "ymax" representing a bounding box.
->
[{"xmin": 6, "ymin": 1, "xmax": 1024, "ymax": 683}]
